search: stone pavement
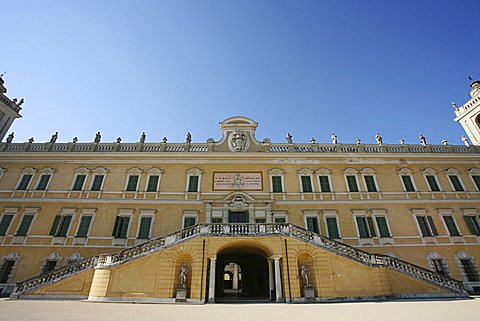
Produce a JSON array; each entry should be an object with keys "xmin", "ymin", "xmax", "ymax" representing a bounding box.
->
[{"xmin": 0, "ymin": 297, "xmax": 478, "ymax": 321}]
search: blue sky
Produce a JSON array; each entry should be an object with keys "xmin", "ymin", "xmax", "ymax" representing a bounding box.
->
[{"xmin": 2, "ymin": 0, "xmax": 479, "ymax": 145}]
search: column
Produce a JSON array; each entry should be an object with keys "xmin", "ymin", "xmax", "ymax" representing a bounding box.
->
[
  {"xmin": 268, "ymin": 259, "xmax": 274, "ymax": 300},
  {"xmin": 208, "ymin": 257, "xmax": 216, "ymax": 302},
  {"xmin": 273, "ymin": 256, "xmax": 283, "ymax": 302}
]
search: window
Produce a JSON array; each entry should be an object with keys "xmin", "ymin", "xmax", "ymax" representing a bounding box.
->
[
  {"xmin": 36, "ymin": 174, "xmax": 51, "ymax": 190},
  {"xmin": 90, "ymin": 175, "xmax": 104, "ymax": 191},
  {"xmin": 188, "ymin": 176, "xmax": 199, "ymax": 192},
  {"xmin": 0, "ymin": 214, "xmax": 14, "ymax": 236},
  {"xmin": 467, "ymin": 168, "xmax": 480, "ymax": 191},
  {"xmin": 464, "ymin": 215, "xmax": 480, "ymax": 236},
  {"xmin": 442, "ymin": 215, "xmax": 461, "ymax": 236},
  {"xmin": 0, "ymin": 259, "xmax": 15, "ymax": 283},
  {"xmin": 460, "ymin": 258, "xmax": 480, "ymax": 282},
  {"xmin": 183, "ymin": 217, "xmax": 197, "ymax": 228},
  {"xmin": 147, "ymin": 175, "xmax": 159, "ymax": 192},
  {"xmin": 49, "ymin": 215, "xmax": 73, "ymax": 237},
  {"xmin": 112, "ymin": 216, "xmax": 130, "ymax": 238},
  {"xmin": 416, "ymin": 215, "xmax": 438, "ymax": 237},
  {"xmin": 274, "ymin": 216, "xmax": 286, "ymax": 224},
  {"xmin": 401, "ymin": 175, "xmax": 415, "ymax": 192},
  {"xmin": 364, "ymin": 176, "xmax": 377, "ymax": 192},
  {"xmin": 186, "ymin": 168, "xmax": 203, "ymax": 193},
  {"xmin": 42, "ymin": 260, "xmax": 58, "ymax": 274},
  {"xmin": 426, "ymin": 175, "xmax": 441, "ymax": 191},
  {"xmin": 76, "ymin": 215, "xmax": 93, "ymax": 237},
  {"xmin": 271, "ymin": 176, "xmax": 283, "ymax": 193},
  {"xmin": 126, "ymin": 175, "xmax": 139, "ymax": 191},
  {"xmin": 318, "ymin": 176, "xmax": 331, "ymax": 192},
  {"xmin": 16, "ymin": 174, "xmax": 33, "ymax": 190},
  {"xmin": 355, "ymin": 216, "xmax": 376, "ymax": 238},
  {"xmin": 72, "ymin": 174, "xmax": 86, "ymax": 191},
  {"xmin": 305, "ymin": 217, "xmax": 320, "ymax": 234},
  {"xmin": 301, "ymin": 176, "xmax": 313, "ymax": 193},
  {"xmin": 346, "ymin": 176, "xmax": 359, "ymax": 192},
  {"xmin": 472, "ymin": 175, "xmax": 480, "ymax": 191},
  {"xmin": 137, "ymin": 217, "xmax": 152, "ymax": 239},
  {"xmin": 15, "ymin": 214, "xmax": 34, "ymax": 236},
  {"xmin": 449, "ymin": 175, "xmax": 465, "ymax": 192},
  {"xmin": 212, "ymin": 218, "xmax": 223, "ymax": 224},
  {"xmin": 375, "ymin": 216, "xmax": 391, "ymax": 237},
  {"xmin": 325, "ymin": 217, "xmax": 340, "ymax": 239},
  {"xmin": 254, "ymin": 218, "xmax": 266, "ymax": 224},
  {"xmin": 431, "ymin": 258, "xmax": 449, "ymax": 277}
]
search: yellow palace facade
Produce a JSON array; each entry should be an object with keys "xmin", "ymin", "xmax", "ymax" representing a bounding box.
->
[{"xmin": 0, "ymin": 77, "xmax": 479, "ymax": 303}]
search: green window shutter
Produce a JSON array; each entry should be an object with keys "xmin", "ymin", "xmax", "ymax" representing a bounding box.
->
[
  {"xmin": 147, "ymin": 175, "xmax": 159, "ymax": 192},
  {"xmin": 326, "ymin": 217, "xmax": 340, "ymax": 239},
  {"xmin": 91, "ymin": 175, "xmax": 104, "ymax": 191},
  {"xmin": 112, "ymin": 216, "xmax": 121, "ymax": 237},
  {"xmin": 347, "ymin": 176, "xmax": 359, "ymax": 192},
  {"xmin": 126, "ymin": 175, "xmax": 139, "ymax": 191},
  {"xmin": 188, "ymin": 176, "xmax": 199, "ymax": 192},
  {"xmin": 356, "ymin": 217, "xmax": 369, "ymax": 238},
  {"xmin": 472, "ymin": 176, "xmax": 480, "ymax": 191},
  {"xmin": 416, "ymin": 216, "xmax": 430, "ymax": 237},
  {"xmin": 0, "ymin": 260, "xmax": 15, "ymax": 283},
  {"xmin": 364, "ymin": 176, "xmax": 377, "ymax": 192},
  {"xmin": 306, "ymin": 217, "xmax": 319, "ymax": 234},
  {"xmin": 272, "ymin": 176, "xmax": 283, "ymax": 193},
  {"xmin": 16, "ymin": 214, "xmax": 34, "ymax": 236},
  {"xmin": 254, "ymin": 218, "xmax": 266, "ymax": 224},
  {"xmin": 301, "ymin": 176, "xmax": 313, "ymax": 192},
  {"xmin": 57, "ymin": 215, "xmax": 72, "ymax": 237},
  {"xmin": 274, "ymin": 217, "xmax": 286, "ymax": 224},
  {"xmin": 427, "ymin": 216, "xmax": 438, "ymax": 236},
  {"xmin": 0, "ymin": 214, "xmax": 14, "ymax": 236},
  {"xmin": 36, "ymin": 174, "xmax": 51, "ymax": 190},
  {"xmin": 137, "ymin": 217, "xmax": 152, "ymax": 239},
  {"xmin": 426, "ymin": 176, "xmax": 440, "ymax": 191},
  {"xmin": 375, "ymin": 217, "xmax": 390, "ymax": 237},
  {"xmin": 184, "ymin": 217, "xmax": 196, "ymax": 228},
  {"xmin": 319, "ymin": 176, "xmax": 331, "ymax": 192},
  {"xmin": 17, "ymin": 174, "xmax": 33, "ymax": 190},
  {"xmin": 449, "ymin": 175, "xmax": 464, "ymax": 191},
  {"xmin": 464, "ymin": 216, "xmax": 480, "ymax": 236},
  {"xmin": 72, "ymin": 175, "xmax": 86, "ymax": 191},
  {"xmin": 401, "ymin": 176, "xmax": 415, "ymax": 192},
  {"xmin": 49, "ymin": 215, "xmax": 61, "ymax": 236},
  {"xmin": 76, "ymin": 216, "xmax": 92, "ymax": 237},
  {"xmin": 119, "ymin": 217, "xmax": 130, "ymax": 238},
  {"xmin": 443, "ymin": 216, "xmax": 460, "ymax": 236},
  {"xmin": 366, "ymin": 217, "xmax": 376, "ymax": 237}
]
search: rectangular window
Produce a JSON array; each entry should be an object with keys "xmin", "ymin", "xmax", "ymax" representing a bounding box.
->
[
  {"xmin": 15, "ymin": 214, "xmax": 34, "ymax": 236},
  {"xmin": 464, "ymin": 216, "xmax": 480, "ymax": 236},
  {"xmin": 416, "ymin": 216, "xmax": 438, "ymax": 237},
  {"xmin": 146, "ymin": 175, "xmax": 159, "ymax": 192},
  {"xmin": 356, "ymin": 216, "xmax": 376, "ymax": 238},
  {"xmin": 449, "ymin": 175, "xmax": 464, "ymax": 192},
  {"xmin": 375, "ymin": 216, "xmax": 391, "ymax": 237},
  {"xmin": 306, "ymin": 217, "xmax": 319, "ymax": 234},
  {"xmin": 126, "ymin": 175, "xmax": 139, "ymax": 191},
  {"xmin": 254, "ymin": 218, "xmax": 266, "ymax": 224},
  {"xmin": 460, "ymin": 259, "xmax": 480, "ymax": 282},
  {"xmin": 443, "ymin": 215, "xmax": 461, "ymax": 236},
  {"xmin": 0, "ymin": 214, "xmax": 14, "ymax": 236},
  {"xmin": 401, "ymin": 175, "xmax": 415, "ymax": 192},
  {"xmin": 90, "ymin": 175, "xmax": 104, "ymax": 191},
  {"xmin": 183, "ymin": 217, "xmax": 196, "ymax": 228},
  {"xmin": 274, "ymin": 217, "xmax": 286, "ymax": 224},
  {"xmin": 364, "ymin": 176, "xmax": 377, "ymax": 192},
  {"xmin": 36, "ymin": 174, "xmax": 51, "ymax": 190},
  {"xmin": 346, "ymin": 176, "xmax": 359, "ymax": 192},
  {"xmin": 472, "ymin": 175, "xmax": 480, "ymax": 191},
  {"xmin": 318, "ymin": 176, "xmax": 331, "ymax": 192},
  {"xmin": 49, "ymin": 215, "xmax": 73, "ymax": 237},
  {"xmin": 271, "ymin": 176, "xmax": 283, "ymax": 193},
  {"xmin": 17, "ymin": 174, "xmax": 33, "ymax": 190},
  {"xmin": 326, "ymin": 217, "xmax": 340, "ymax": 239},
  {"xmin": 72, "ymin": 174, "xmax": 86, "ymax": 191},
  {"xmin": 187, "ymin": 175, "xmax": 199, "ymax": 192},
  {"xmin": 426, "ymin": 175, "xmax": 440, "ymax": 192},
  {"xmin": 301, "ymin": 176, "xmax": 313, "ymax": 192},
  {"xmin": 112, "ymin": 216, "xmax": 130, "ymax": 238},
  {"xmin": 137, "ymin": 217, "xmax": 152, "ymax": 239},
  {"xmin": 212, "ymin": 218, "xmax": 223, "ymax": 224},
  {"xmin": 431, "ymin": 258, "xmax": 448, "ymax": 276},
  {"xmin": 76, "ymin": 216, "xmax": 93, "ymax": 237},
  {"xmin": 0, "ymin": 259, "xmax": 15, "ymax": 283},
  {"xmin": 42, "ymin": 260, "xmax": 57, "ymax": 274}
]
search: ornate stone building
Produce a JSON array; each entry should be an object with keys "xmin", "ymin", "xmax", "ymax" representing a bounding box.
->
[{"xmin": 0, "ymin": 77, "xmax": 479, "ymax": 303}]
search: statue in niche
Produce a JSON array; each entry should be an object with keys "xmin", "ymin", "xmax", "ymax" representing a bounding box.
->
[
  {"xmin": 230, "ymin": 130, "xmax": 247, "ymax": 151},
  {"xmin": 461, "ymin": 135, "xmax": 470, "ymax": 147},
  {"xmin": 331, "ymin": 133, "xmax": 337, "ymax": 144},
  {"xmin": 179, "ymin": 263, "xmax": 188, "ymax": 289},
  {"xmin": 94, "ymin": 132, "xmax": 101, "ymax": 144},
  {"xmin": 50, "ymin": 132, "xmax": 58, "ymax": 143},
  {"xmin": 286, "ymin": 133, "xmax": 293, "ymax": 144},
  {"xmin": 6, "ymin": 132, "xmax": 14, "ymax": 143},
  {"xmin": 419, "ymin": 133, "xmax": 427, "ymax": 146},
  {"xmin": 186, "ymin": 132, "xmax": 192, "ymax": 144},
  {"xmin": 139, "ymin": 132, "xmax": 146, "ymax": 144},
  {"xmin": 300, "ymin": 264, "xmax": 310, "ymax": 287},
  {"xmin": 375, "ymin": 133, "xmax": 383, "ymax": 145}
]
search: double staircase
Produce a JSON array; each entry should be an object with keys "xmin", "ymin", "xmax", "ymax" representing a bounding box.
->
[{"xmin": 11, "ymin": 223, "xmax": 468, "ymax": 298}]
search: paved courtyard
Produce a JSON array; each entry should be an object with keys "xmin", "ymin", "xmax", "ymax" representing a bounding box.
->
[{"xmin": 0, "ymin": 297, "xmax": 479, "ymax": 321}]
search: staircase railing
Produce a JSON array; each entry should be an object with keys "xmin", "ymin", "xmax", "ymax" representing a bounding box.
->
[{"xmin": 12, "ymin": 223, "xmax": 467, "ymax": 297}]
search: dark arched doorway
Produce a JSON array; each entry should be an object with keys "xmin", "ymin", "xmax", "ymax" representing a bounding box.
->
[{"xmin": 215, "ymin": 247, "xmax": 269, "ymax": 302}]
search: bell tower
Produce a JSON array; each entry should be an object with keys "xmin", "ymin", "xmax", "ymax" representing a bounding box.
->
[
  {"xmin": 0, "ymin": 75, "xmax": 23, "ymax": 142},
  {"xmin": 453, "ymin": 77, "xmax": 480, "ymax": 145}
]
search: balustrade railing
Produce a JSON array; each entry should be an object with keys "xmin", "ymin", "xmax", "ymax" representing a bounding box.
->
[{"xmin": 12, "ymin": 223, "xmax": 467, "ymax": 297}]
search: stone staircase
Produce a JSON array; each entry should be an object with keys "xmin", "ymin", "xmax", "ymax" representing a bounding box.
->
[{"xmin": 11, "ymin": 223, "xmax": 468, "ymax": 298}]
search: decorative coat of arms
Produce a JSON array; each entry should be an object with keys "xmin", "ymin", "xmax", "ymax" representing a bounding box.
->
[
  {"xmin": 229, "ymin": 130, "xmax": 249, "ymax": 152},
  {"xmin": 228, "ymin": 194, "xmax": 248, "ymax": 208}
]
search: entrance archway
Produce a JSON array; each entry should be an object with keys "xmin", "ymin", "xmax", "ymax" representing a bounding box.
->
[{"xmin": 215, "ymin": 247, "xmax": 269, "ymax": 302}]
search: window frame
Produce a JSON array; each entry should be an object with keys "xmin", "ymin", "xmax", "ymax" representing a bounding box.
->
[
  {"xmin": 413, "ymin": 210, "xmax": 438, "ymax": 238},
  {"xmin": 14, "ymin": 209, "xmax": 38, "ymax": 237},
  {"xmin": 185, "ymin": 168, "xmax": 203, "ymax": 193},
  {"xmin": 323, "ymin": 210, "xmax": 341, "ymax": 239},
  {"xmin": 422, "ymin": 168, "xmax": 442, "ymax": 192},
  {"xmin": 124, "ymin": 168, "xmax": 143, "ymax": 192},
  {"xmin": 34, "ymin": 168, "xmax": 55, "ymax": 191},
  {"xmin": 463, "ymin": 209, "xmax": 480, "ymax": 236},
  {"xmin": 361, "ymin": 168, "xmax": 379, "ymax": 193},
  {"xmin": 0, "ymin": 252, "xmax": 20, "ymax": 284},
  {"xmin": 75, "ymin": 209, "xmax": 96, "ymax": 238},
  {"xmin": 112, "ymin": 209, "xmax": 133, "ymax": 239},
  {"xmin": 467, "ymin": 168, "xmax": 480, "ymax": 192},
  {"xmin": 398, "ymin": 168, "xmax": 417, "ymax": 192},
  {"xmin": 439, "ymin": 210, "xmax": 462, "ymax": 237},
  {"xmin": 144, "ymin": 168, "xmax": 163, "ymax": 192},
  {"xmin": 344, "ymin": 168, "xmax": 360, "ymax": 193},
  {"xmin": 268, "ymin": 168, "xmax": 285, "ymax": 193},
  {"xmin": 89, "ymin": 167, "xmax": 108, "ymax": 192},
  {"xmin": 303, "ymin": 211, "xmax": 320, "ymax": 234},
  {"xmin": 0, "ymin": 208, "xmax": 18, "ymax": 237},
  {"xmin": 49, "ymin": 209, "xmax": 75, "ymax": 238},
  {"xmin": 136, "ymin": 209, "xmax": 155, "ymax": 239},
  {"xmin": 455, "ymin": 251, "xmax": 480, "ymax": 283},
  {"xmin": 182, "ymin": 210, "xmax": 199, "ymax": 229},
  {"xmin": 426, "ymin": 252, "xmax": 450, "ymax": 277},
  {"xmin": 444, "ymin": 168, "xmax": 466, "ymax": 192},
  {"xmin": 15, "ymin": 167, "xmax": 36, "ymax": 190}
]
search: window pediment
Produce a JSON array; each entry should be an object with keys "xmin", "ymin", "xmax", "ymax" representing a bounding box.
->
[
  {"xmin": 444, "ymin": 168, "xmax": 460, "ymax": 175},
  {"xmin": 398, "ymin": 168, "xmax": 413, "ymax": 175},
  {"xmin": 421, "ymin": 168, "xmax": 437, "ymax": 175},
  {"xmin": 127, "ymin": 167, "xmax": 143, "ymax": 175},
  {"xmin": 186, "ymin": 168, "xmax": 203, "ymax": 175},
  {"xmin": 268, "ymin": 168, "xmax": 285, "ymax": 175}
]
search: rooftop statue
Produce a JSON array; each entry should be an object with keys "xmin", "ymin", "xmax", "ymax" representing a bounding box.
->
[
  {"xmin": 6, "ymin": 132, "xmax": 14, "ymax": 144},
  {"xmin": 461, "ymin": 135, "xmax": 470, "ymax": 147},
  {"xmin": 28, "ymin": 137, "xmax": 34, "ymax": 143},
  {"xmin": 310, "ymin": 137, "xmax": 316, "ymax": 144},
  {"xmin": 72, "ymin": 137, "xmax": 78, "ymax": 144},
  {"xmin": 399, "ymin": 138, "xmax": 405, "ymax": 144},
  {"xmin": 139, "ymin": 132, "xmax": 146, "ymax": 144},
  {"xmin": 116, "ymin": 137, "xmax": 122, "ymax": 144},
  {"xmin": 94, "ymin": 132, "xmax": 101, "ymax": 144},
  {"xmin": 356, "ymin": 138, "xmax": 361, "ymax": 145},
  {"xmin": 186, "ymin": 132, "xmax": 192, "ymax": 144},
  {"xmin": 162, "ymin": 137, "xmax": 168, "ymax": 143},
  {"xmin": 419, "ymin": 133, "xmax": 427, "ymax": 146},
  {"xmin": 331, "ymin": 133, "xmax": 337, "ymax": 144},
  {"xmin": 50, "ymin": 132, "xmax": 58, "ymax": 144},
  {"xmin": 286, "ymin": 133, "xmax": 293, "ymax": 144},
  {"xmin": 375, "ymin": 133, "xmax": 383, "ymax": 145},
  {"xmin": 18, "ymin": 98, "xmax": 24, "ymax": 107}
]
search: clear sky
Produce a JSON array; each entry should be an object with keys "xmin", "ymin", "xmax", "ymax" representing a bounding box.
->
[{"xmin": 2, "ymin": 0, "xmax": 479, "ymax": 145}]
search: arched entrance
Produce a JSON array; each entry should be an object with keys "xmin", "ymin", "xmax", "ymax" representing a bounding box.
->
[{"xmin": 214, "ymin": 247, "xmax": 269, "ymax": 302}]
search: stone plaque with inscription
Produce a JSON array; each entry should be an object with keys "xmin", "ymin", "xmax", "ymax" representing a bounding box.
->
[{"xmin": 213, "ymin": 173, "xmax": 262, "ymax": 190}]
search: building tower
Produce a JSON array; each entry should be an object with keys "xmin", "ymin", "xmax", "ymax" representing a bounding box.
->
[
  {"xmin": 454, "ymin": 77, "xmax": 480, "ymax": 145},
  {"xmin": 0, "ymin": 75, "xmax": 23, "ymax": 142}
]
